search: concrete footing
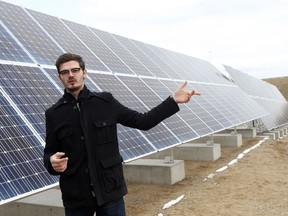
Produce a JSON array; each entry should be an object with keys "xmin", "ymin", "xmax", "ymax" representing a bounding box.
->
[
  {"xmin": 272, "ymin": 130, "xmax": 282, "ymax": 138},
  {"xmin": 221, "ymin": 128, "xmax": 257, "ymax": 138},
  {"xmin": 123, "ymin": 159, "xmax": 185, "ymax": 185},
  {"xmin": 269, "ymin": 130, "xmax": 280, "ymax": 139},
  {"xmin": 262, "ymin": 132, "xmax": 276, "ymax": 140},
  {"xmin": 282, "ymin": 128, "xmax": 287, "ymax": 136},
  {"xmin": 0, "ymin": 189, "xmax": 64, "ymax": 216},
  {"xmin": 191, "ymin": 134, "xmax": 243, "ymax": 147},
  {"xmin": 177, "ymin": 143, "xmax": 221, "ymax": 161},
  {"xmin": 263, "ymin": 127, "xmax": 288, "ymax": 140},
  {"xmin": 145, "ymin": 143, "xmax": 221, "ymax": 161}
]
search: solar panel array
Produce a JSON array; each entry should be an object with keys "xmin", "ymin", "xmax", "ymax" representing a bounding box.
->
[
  {"xmin": 224, "ymin": 65, "xmax": 288, "ymax": 130},
  {"xmin": 0, "ymin": 1, "xmax": 269, "ymax": 204}
]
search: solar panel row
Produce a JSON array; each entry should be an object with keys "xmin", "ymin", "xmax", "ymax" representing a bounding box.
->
[
  {"xmin": 224, "ymin": 65, "xmax": 288, "ymax": 130},
  {"xmin": 0, "ymin": 1, "xmax": 270, "ymax": 205}
]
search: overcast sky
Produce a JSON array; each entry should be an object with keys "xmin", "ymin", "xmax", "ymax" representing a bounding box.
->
[{"xmin": 3, "ymin": 0, "xmax": 288, "ymax": 79}]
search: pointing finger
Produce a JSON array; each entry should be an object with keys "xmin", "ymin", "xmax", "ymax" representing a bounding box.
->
[{"xmin": 192, "ymin": 90, "xmax": 201, "ymax": 96}]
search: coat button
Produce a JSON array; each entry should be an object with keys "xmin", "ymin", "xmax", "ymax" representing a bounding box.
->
[{"xmin": 81, "ymin": 136, "xmax": 85, "ymax": 140}]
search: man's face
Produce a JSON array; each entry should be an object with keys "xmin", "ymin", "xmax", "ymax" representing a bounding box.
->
[{"xmin": 58, "ymin": 60, "xmax": 87, "ymax": 96}]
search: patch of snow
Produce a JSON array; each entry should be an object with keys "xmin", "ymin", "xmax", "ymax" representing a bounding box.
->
[{"xmin": 163, "ymin": 195, "xmax": 185, "ymax": 209}]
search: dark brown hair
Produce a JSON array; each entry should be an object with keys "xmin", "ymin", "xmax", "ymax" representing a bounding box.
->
[{"xmin": 55, "ymin": 53, "xmax": 85, "ymax": 73}]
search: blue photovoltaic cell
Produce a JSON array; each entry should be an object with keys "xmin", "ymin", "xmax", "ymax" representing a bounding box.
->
[
  {"xmin": 254, "ymin": 98, "xmax": 288, "ymax": 130},
  {"xmin": 191, "ymin": 83, "xmax": 241, "ymax": 126},
  {"xmin": 110, "ymin": 34, "xmax": 156, "ymax": 77},
  {"xmin": 164, "ymin": 52, "xmax": 204, "ymax": 82},
  {"xmin": 114, "ymin": 35, "xmax": 171, "ymax": 78},
  {"xmin": 171, "ymin": 53, "xmax": 232, "ymax": 84},
  {"xmin": 57, "ymin": 20, "xmax": 110, "ymax": 72},
  {"xmin": 0, "ymin": 64, "xmax": 61, "ymax": 139},
  {"xmin": 155, "ymin": 48, "xmax": 207, "ymax": 81},
  {"xmin": 62, "ymin": 19, "xmax": 135, "ymax": 74},
  {"xmin": 0, "ymin": 24, "xmax": 33, "ymax": 63},
  {"xmin": 224, "ymin": 65, "xmax": 286, "ymax": 101},
  {"xmin": 88, "ymin": 28, "xmax": 136, "ymax": 74},
  {"xmin": 130, "ymin": 39, "xmax": 171, "ymax": 78},
  {"xmin": 144, "ymin": 45, "xmax": 185, "ymax": 80},
  {"xmin": 219, "ymin": 86, "xmax": 268, "ymax": 122},
  {"xmin": 0, "ymin": 1, "xmax": 64, "ymax": 65},
  {"xmin": 192, "ymin": 83, "xmax": 268, "ymax": 126},
  {"xmin": 0, "ymin": 92, "xmax": 58, "ymax": 204},
  {"xmin": 224, "ymin": 65, "xmax": 288, "ymax": 130},
  {"xmin": 91, "ymin": 30, "xmax": 153, "ymax": 77},
  {"xmin": 28, "ymin": 9, "xmax": 110, "ymax": 72}
]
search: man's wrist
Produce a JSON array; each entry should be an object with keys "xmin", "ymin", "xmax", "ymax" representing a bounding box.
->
[{"xmin": 170, "ymin": 93, "xmax": 177, "ymax": 103}]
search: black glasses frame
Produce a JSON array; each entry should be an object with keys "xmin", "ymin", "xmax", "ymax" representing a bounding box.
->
[{"xmin": 59, "ymin": 67, "xmax": 81, "ymax": 76}]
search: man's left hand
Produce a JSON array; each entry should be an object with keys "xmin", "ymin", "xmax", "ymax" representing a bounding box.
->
[{"xmin": 172, "ymin": 81, "xmax": 201, "ymax": 104}]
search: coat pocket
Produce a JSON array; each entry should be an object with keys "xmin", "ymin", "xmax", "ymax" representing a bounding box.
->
[
  {"xmin": 94, "ymin": 119, "xmax": 116, "ymax": 144},
  {"xmin": 100, "ymin": 155, "xmax": 124, "ymax": 193},
  {"xmin": 59, "ymin": 173, "xmax": 92, "ymax": 202}
]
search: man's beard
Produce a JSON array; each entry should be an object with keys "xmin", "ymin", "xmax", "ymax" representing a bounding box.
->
[{"xmin": 66, "ymin": 83, "xmax": 83, "ymax": 93}]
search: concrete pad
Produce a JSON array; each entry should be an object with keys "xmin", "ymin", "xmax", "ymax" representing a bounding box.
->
[
  {"xmin": 262, "ymin": 132, "xmax": 276, "ymax": 140},
  {"xmin": 283, "ymin": 128, "xmax": 287, "ymax": 136},
  {"xmin": 0, "ymin": 188, "xmax": 64, "ymax": 216},
  {"xmin": 176, "ymin": 143, "xmax": 221, "ymax": 161},
  {"xmin": 279, "ymin": 130, "xmax": 284, "ymax": 137},
  {"xmin": 221, "ymin": 128, "xmax": 257, "ymax": 138},
  {"xmin": 191, "ymin": 134, "xmax": 243, "ymax": 147},
  {"xmin": 144, "ymin": 143, "xmax": 221, "ymax": 161},
  {"xmin": 123, "ymin": 159, "xmax": 185, "ymax": 185},
  {"xmin": 270, "ymin": 130, "xmax": 281, "ymax": 139},
  {"xmin": 282, "ymin": 128, "xmax": 287, "ymax": 136}
]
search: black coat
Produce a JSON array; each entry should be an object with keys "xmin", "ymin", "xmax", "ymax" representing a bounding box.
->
[{"xmin": 44, "ymin": 85, "xmax": 179, "ymax": 207}]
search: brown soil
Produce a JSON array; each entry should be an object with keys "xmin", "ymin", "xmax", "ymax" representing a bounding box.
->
[
  {"xmin": 264, "ymin": 77, "xmax": 288, "ymax": 101},
  {"xmin": 125, "ymin": 136, "xmax": 288, "ymax": 216}
]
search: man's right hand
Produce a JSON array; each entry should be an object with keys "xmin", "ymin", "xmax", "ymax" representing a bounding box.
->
[{"xmin": 50, "ymin": 152, "xmax": 68, "ymax": 172}]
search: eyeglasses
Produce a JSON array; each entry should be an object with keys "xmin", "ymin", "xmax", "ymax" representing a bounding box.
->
[{"xmin": 59, "ymin": 67, "xmax": 82, "ymax": 76}]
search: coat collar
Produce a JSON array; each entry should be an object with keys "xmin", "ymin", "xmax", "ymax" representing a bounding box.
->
[
  {"xmin": 52, "ymin": 86, "xmax": 112, "ymax": 110},
  {"xmin": 63, "ymin": 85, "xmax": 90, "ymax": 102}
]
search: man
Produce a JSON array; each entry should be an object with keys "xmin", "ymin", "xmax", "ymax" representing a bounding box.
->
[{"xmin": 44, "ymin": 53, "xmax": 200, "ymax": 216}]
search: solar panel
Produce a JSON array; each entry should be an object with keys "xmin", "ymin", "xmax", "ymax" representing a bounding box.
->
[
  {"xmin": 0, "ymin": 1, "xmax": 64, "ymax": 64},
  {"xmin": 0, "ymin": 90, "xmax": 58, "ymax": 204},
  {"xmin": 0, "ymin": 1, "xmax": 274, "ymax": 205},
  {"xmin": 224, "ymin": 65, "xmax": 288, "ymax": 130},
  {"xmin": 0, "ymin": 24, "xmax": 33, "ymax": 63},
  {"xmin": 113, "ymin": 35, "xmax": 169, "ymax": 78},
  {"xmin": 129, "ymin": 39, "xmax": 172, "ymax": 78},
  {"xmin": 159, "ymin": 80, "xmax": 214, "ymax": 136},
  {"xmin": 138, "ymin": 78, "xmax": 199, "ymax": 141},
  {"xmin": 224, "ymin": 65, "xmax": 286, "ymax": 101},
  {"xmin": 89, "ymin": 29, "xmax": 155, "ymax": 77},
  {"xmin": 0, "ymin": 64, "xmax": 61, "ymax": 139}
]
